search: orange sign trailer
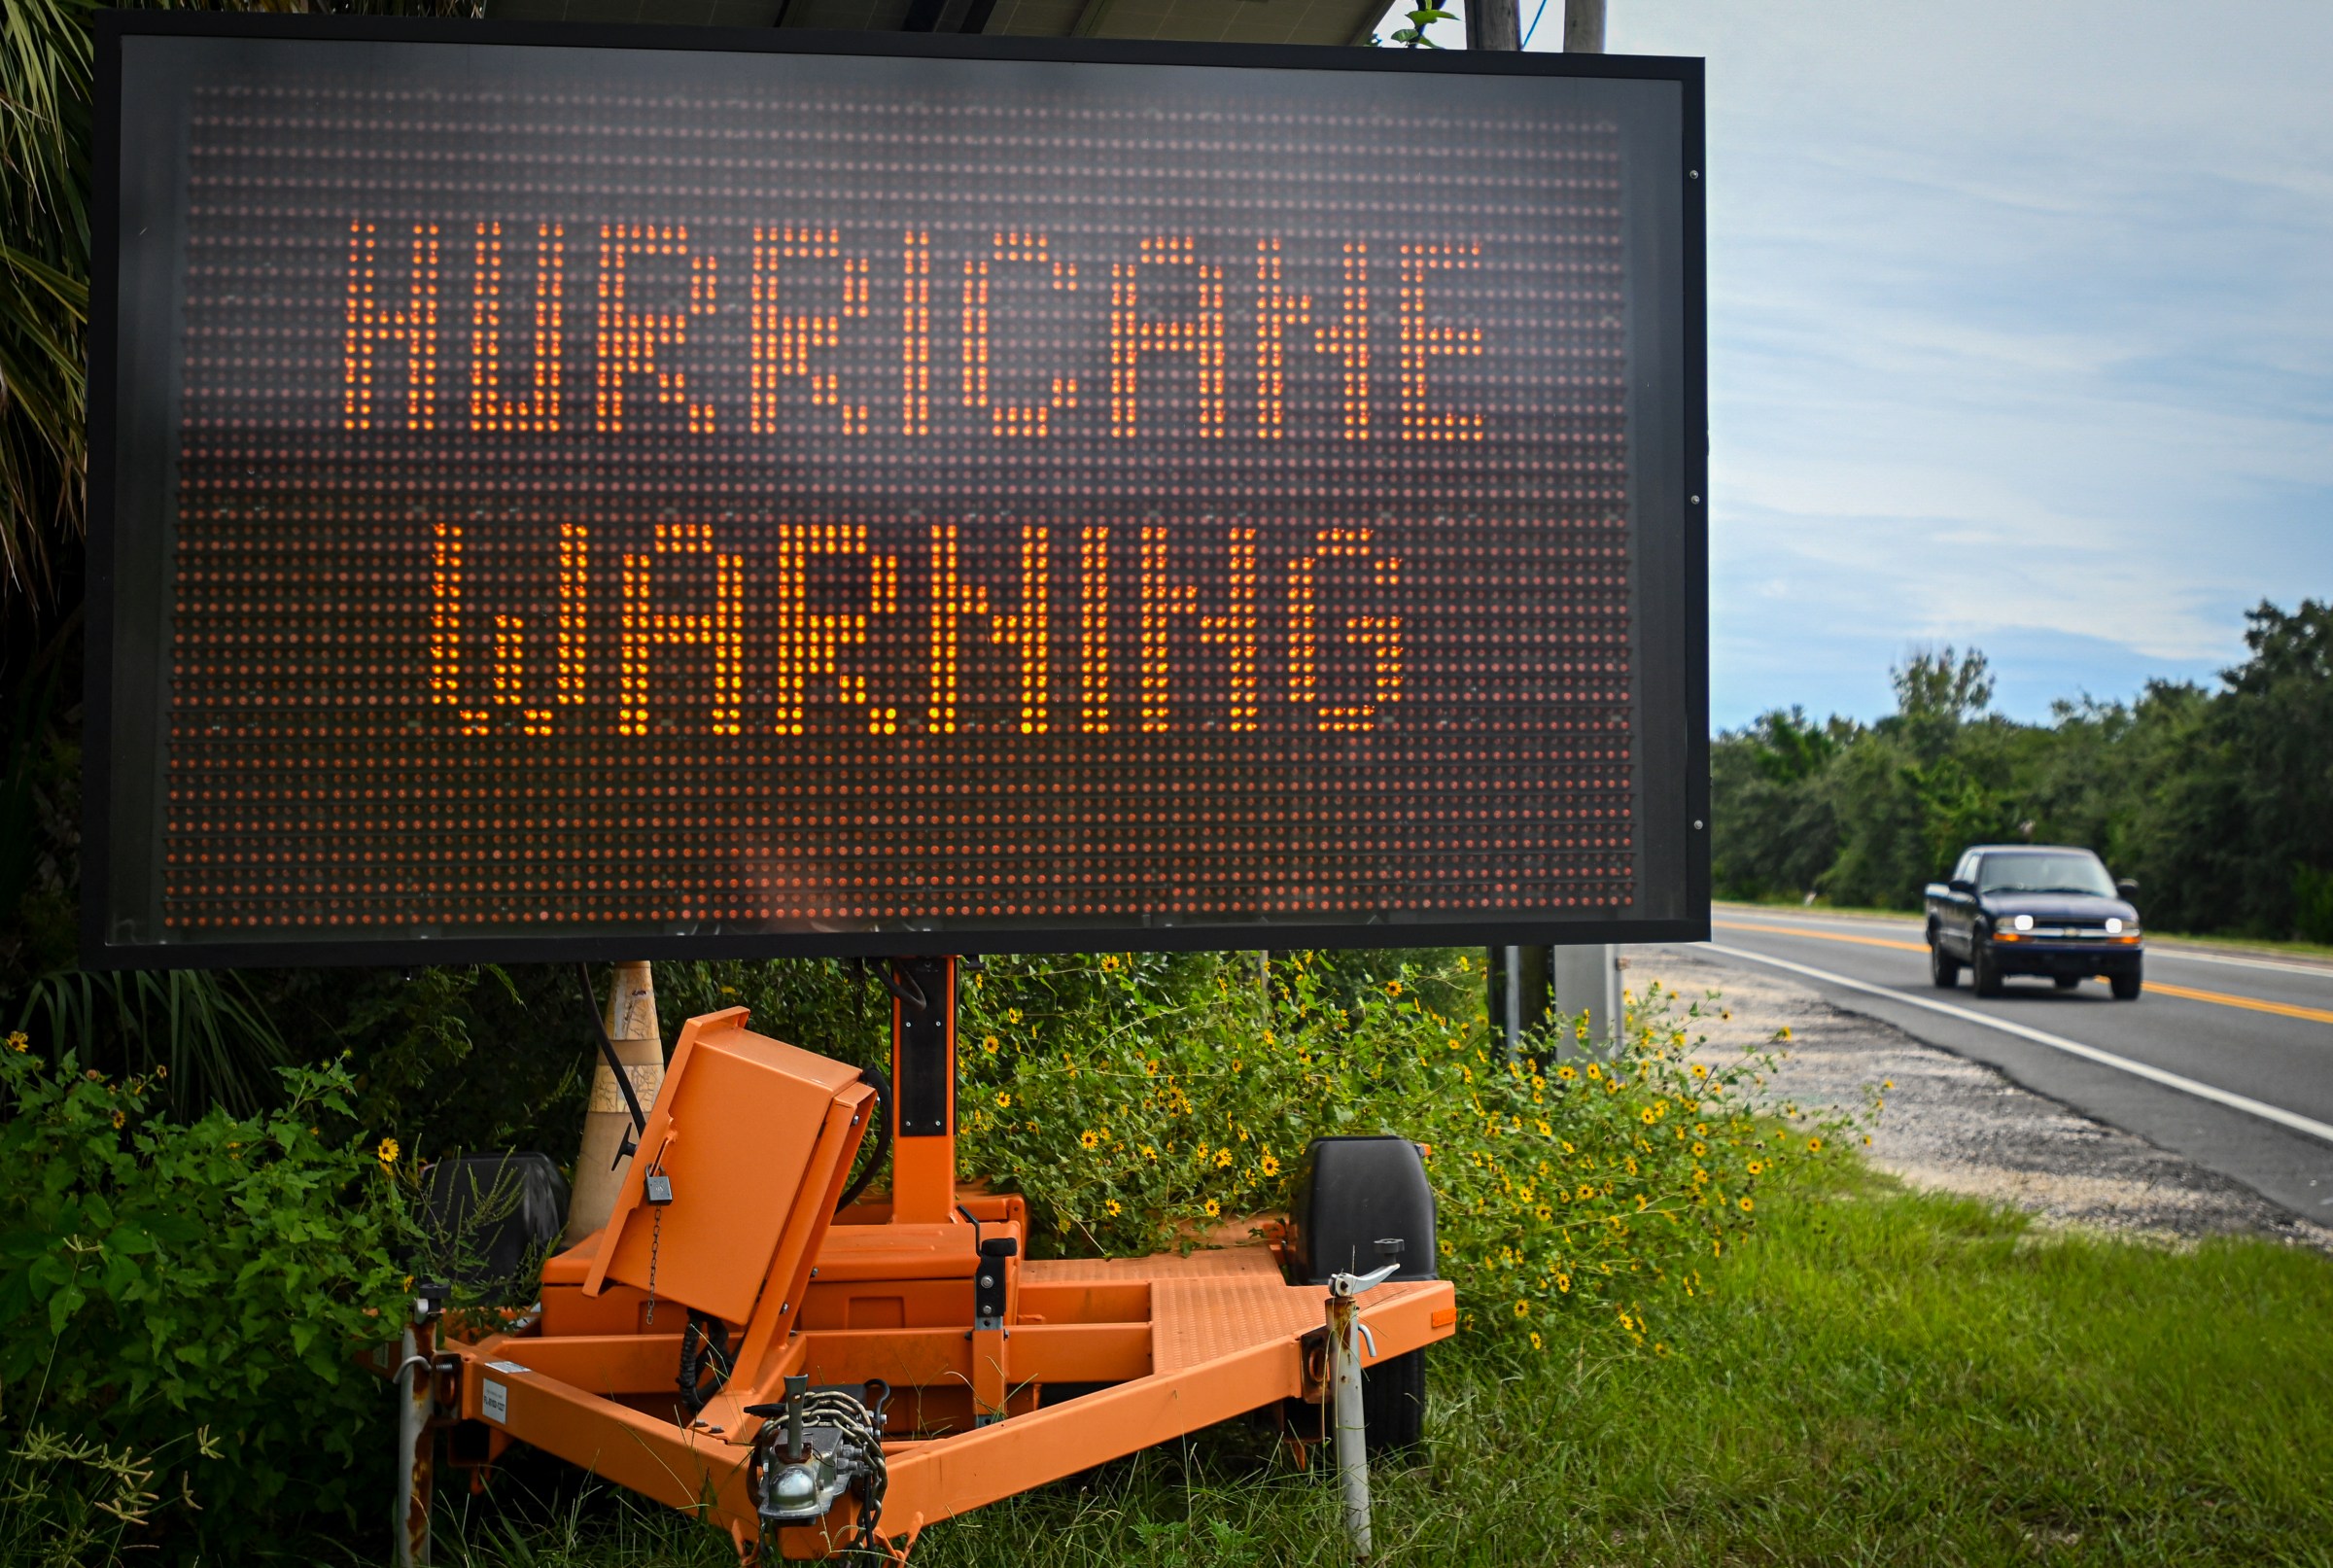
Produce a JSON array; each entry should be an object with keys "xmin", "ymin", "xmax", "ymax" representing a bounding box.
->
[{"xmin": 401, "ymin": 957, "xmax": 1456, "ymax": 1560}]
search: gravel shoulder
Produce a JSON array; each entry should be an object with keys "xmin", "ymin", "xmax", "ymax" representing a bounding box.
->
[{"xmin": 1625, "ymin": 943, "xmax": 2333, "ymax": 1252}]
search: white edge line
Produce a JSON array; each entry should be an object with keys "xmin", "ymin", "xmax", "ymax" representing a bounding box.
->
[
  {"xmin": 2141, "ymin": 947, "xmax": 2333, "ymax": 981},
  {"xmin": 1701, "ymin": 942, "xmax": 2333, "ymax": 1148}
]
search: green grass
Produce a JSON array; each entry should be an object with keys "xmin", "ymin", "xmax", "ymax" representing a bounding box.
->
[{"xmin": 440, "ymin": 1162, "xmax": 2333, "ymax": 1567}]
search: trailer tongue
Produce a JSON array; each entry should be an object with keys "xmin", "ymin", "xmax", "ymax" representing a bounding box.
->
[{"xmin": 400, "ymin": 958, "xmax": 1455, "ymax": 1559}]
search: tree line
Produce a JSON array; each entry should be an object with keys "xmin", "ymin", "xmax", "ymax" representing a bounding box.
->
[{"xmin": 1711, "ymin": 600, "xmax": 2333, "ymax": 943}]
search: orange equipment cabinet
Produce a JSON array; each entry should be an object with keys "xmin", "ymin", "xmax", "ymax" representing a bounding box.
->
[{"xmin": 421, "ymin": 958, "xmax": 1458, "ymax": 1560}]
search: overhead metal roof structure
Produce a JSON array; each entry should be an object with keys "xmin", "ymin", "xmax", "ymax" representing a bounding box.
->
[{"xmin": 483, "ymin": 0, "xmax": 1394, "ymax": 48}]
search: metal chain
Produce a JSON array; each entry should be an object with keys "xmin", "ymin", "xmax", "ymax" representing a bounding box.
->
[{"xmin": 644, "ymin": 1205, "xmax": 662, "ymax": 1327}]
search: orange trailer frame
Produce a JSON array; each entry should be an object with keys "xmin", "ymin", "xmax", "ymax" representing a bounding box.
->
[{"xmin": 401, "ymin": 957, "xmax": 1457, "ymax": 1560}]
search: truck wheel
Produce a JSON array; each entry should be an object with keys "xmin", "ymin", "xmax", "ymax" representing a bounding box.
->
[
  {"xmin": 1971, "ymin": 944, "xmax": 2004, "ymax": 997},
  {"xmin": 1929, "ymin": 942, "xmax": 1960, "ymax": 990},
  {"xmin": 2110, "ymin": 966, "xmax": 2142, "ymax": 1001}
]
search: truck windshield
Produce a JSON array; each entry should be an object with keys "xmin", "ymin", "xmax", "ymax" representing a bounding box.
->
[{"xmin": 1977, "ymin": 853, "xmax": 2117, "ymax": 897}]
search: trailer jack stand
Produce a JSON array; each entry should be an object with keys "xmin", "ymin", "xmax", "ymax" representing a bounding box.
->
[
  {"xmin": 1328, "ymin": 1264, "xmax": 1400, "ymax": 1561},
  {"xmin": 395, "ymin": 1282, "xmax": 448, "ymax": 1568}
]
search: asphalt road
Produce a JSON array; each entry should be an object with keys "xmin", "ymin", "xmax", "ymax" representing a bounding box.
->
[{"xmin": 1657, "ymin": 908, "xmax": 2333, "ymax": 1223}]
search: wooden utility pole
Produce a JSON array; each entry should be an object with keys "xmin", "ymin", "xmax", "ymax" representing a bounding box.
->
[
  {"xmin": 1562, "ymin": 0, "xmax": 1604, "ymax": 53},
  {"xmin": 1465, "ymin": 0, "xmax": 1519, "ymax": 51},
  {"xmin": 564, "ymin": 961, "xmax": 665, "ymax": 1242}
]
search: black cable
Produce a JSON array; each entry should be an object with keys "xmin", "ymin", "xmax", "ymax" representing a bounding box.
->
[
  {"xmin": 577, "ymin": 963, "xmax": 649, "ymax": 1137},
  {"xmin": 833, "ymin": 1066, "xmax": 892, "ymax": 1218},
  {"xmin": 677, "ymin": 1310, "xmax": 732, "ymax": 1416},
  {"xmin": 868, "ymin": 959, "xmax": 928, "ymax": 1014}
]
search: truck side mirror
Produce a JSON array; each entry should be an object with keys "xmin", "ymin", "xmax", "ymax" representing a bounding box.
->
[
  {"xmin": 1947, "ymin": 878, "xmax": 1974, "ymax": 894},
  {"xmin": 2115, "ymin": 878, "xmax": 2140, "ymax": 902}
]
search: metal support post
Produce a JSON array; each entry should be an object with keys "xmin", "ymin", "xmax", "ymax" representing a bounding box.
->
[
  {"xmin": 888, "ymin": 955, "xmax": 958, "ymax": 1223},
  {"xmin": 1503, "ymin": 944, "xmax": 1522, "ymax": 1061},
  {"xmin": 395, "ymin": 1288, "xmax": 444, "ymax": 1568},
  {"xmin": 1326, "ymin": 1263, "xmax": 1400, "ymax": 1561},
  {"xmin": 1553, "ymin": 943, "xmax": 1622, "ymax": 1056}
]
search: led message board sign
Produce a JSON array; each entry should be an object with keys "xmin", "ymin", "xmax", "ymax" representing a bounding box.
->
[{"xmin": 88, "ymin": 14, "xmax": 1706, "ymax": 964}]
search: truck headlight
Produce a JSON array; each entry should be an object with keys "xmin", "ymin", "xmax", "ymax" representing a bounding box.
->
[
  {"xmin": 2012, "ymin": 914, "xmax": 2034, "ymax": 931},
  {"xmin": 2105, "ymin": 918, "xmax": 2123, "ymax": 934}
]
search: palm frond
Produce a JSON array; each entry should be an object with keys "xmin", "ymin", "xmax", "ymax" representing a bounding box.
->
[
  {"xmin": 0, "ymin": 0, "xmax": 90, "ymax": 623},
  {"xmin": 14, "ymin": 964, "xmax": 292, "ymax": 1116}
]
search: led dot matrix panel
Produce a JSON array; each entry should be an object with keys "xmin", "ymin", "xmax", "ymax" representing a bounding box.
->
[{"xmin": 89, "ymin": 14, "xmax": 1707, "ymax": 965}]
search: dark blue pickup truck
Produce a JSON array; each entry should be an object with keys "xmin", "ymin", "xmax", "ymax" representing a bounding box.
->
[{"xmin": 1924, "ymin": 845, "xmax": 2144, "ymax": 999}]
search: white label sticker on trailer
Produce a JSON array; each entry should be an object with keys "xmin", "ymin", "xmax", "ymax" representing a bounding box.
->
[
  {"xmin": 481, "ymin": 1379, "xmax": 507, "ymax": 1425},
  {"xmin": 485, "ymin": 1360, "xmax": 532, "ymax": 1375}
]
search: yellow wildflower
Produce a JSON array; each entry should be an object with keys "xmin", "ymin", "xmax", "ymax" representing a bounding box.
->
[
  {"xmin": 5, "ymin": 1030, "xmax": 26, "ymax": 1053},
  {"xmin": 994, "ymin": 1092, "xmax": 1011, "ymax": 1108},
  {"xmin": 1259, "ymin": 1153, "xmax": 1280, "ymax": 1177},
  {"xmin": 376, "ymin": 1136, "xmax": 400, "ymax": 1166},
  {"xmin": 1202, "ymin": 1199, "xmax": 1221, "ymax": 1218},
  {"xmin": 1739, "ymin": 1197, "xmax": 1755, "ymax": 1212},
  {"xmin": 983, "ymin": 1034, "xmax": 999, "ymax": 1054},
  {"xmin": 1104, "ymin": 1199, "xmax": 1122, "ymax": 1217},
  {"xmin": 1080, "ymin": 1130, "xmax": 1099, "ymax": 1150}
]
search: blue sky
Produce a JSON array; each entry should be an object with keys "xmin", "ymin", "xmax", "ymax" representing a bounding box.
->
[{"xmin": 1380, "ymin": 1, "xmax": 2333, "ymax": 729}]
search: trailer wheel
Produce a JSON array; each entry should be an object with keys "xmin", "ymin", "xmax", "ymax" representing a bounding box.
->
[
  {"xmin": 1365, "ymin": 1348, "xmax": 1426, "ymax": 1453},
  {"xmin": 1281, "ymin": 1348, "xmax": 1428, "ymax": 1456}
]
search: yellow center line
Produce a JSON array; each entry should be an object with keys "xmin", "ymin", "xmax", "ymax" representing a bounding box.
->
[
  {"xmin": 1713, "ymin": 919, "xmax": 2333, "ymax": 1027},
  {"xmin": 2145, "ymin": 981, "xmax": 2333, "ymax": 1028}
]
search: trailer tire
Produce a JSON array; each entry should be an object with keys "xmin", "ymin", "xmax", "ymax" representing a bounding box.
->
[
  {"xmin": 1365, "ymin": 1349, "xmax": 1426, "ymax": 1454},
  {"xmin": 1281, "ymin": 1349, "xmax": 1428, "ymax": 1457}
]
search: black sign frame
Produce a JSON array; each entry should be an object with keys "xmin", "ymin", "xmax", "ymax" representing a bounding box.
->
[{"xmin": 85, "ymin": 9, "xmax": 1708, "ymax": 967}]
